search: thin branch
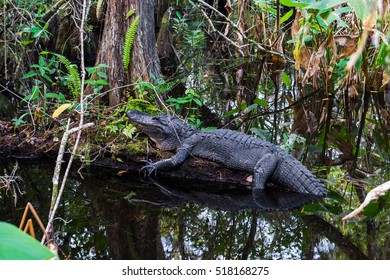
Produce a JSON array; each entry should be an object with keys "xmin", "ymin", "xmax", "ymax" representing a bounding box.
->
[
  {"xmin": 196, "ymin": 0, "xmax": 292, "ymax": 61},
  {"xmin": 200, "ymin": 9, "xmax": 244, "ymax": 54},
  {"xmin": 42, "ymin": 0, "xmax": 91, "ymax": 245}
]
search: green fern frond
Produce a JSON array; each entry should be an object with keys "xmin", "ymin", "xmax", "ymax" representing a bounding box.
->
[
  {"xmin": 54, "ymin": 54, "xmax": 81, "ymax": 96},
  {"xmin": 126, "ymin": 8, "xmax": 136, "ymax": 20},
  {"xmin": 123, "ymin": 16, "xmax": 139, "ymax": 70}
]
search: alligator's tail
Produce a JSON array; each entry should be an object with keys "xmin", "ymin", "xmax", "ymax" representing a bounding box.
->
[{"xmin": 272, "ymin": 154, "xmax": 328, "ymax": 197}]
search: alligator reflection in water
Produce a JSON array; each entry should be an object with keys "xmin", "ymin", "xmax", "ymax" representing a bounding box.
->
[
  {"xmin": 130, "ymin": 178, "xmax": 324, "ymax": 211},
  {"xmin": 0, "ymin": 161, "xmax": 367, "ymax": 260}
]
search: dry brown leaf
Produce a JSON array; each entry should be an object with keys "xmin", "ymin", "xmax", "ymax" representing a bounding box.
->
[
  {"xmin": 335, "ymin": 35, "xmax": 358, "ymax": 59},
  {"xmin": 291, "ymin": 10, "xmax": 302, "ymax": 40},
  {"xmin": 224, "ymin": 0, "xmax": 233, "ymax": 17},
  {"xmin": 117, "ymin": 170, "xmax": 128, "ymax": 176},
  {"xmin": 52, "ymin": 103, "xmax": 72, "ymax": 118}
]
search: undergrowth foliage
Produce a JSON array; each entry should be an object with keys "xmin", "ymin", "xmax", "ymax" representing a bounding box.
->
[{"xmin": 0, "ymin": 0, "xmax": 389, "ymax": 260}]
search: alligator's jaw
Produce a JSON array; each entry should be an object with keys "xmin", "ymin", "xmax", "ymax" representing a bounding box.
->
[{"xmin": 126, "ymin": 110, "xmax": 183, "ymax": 151}]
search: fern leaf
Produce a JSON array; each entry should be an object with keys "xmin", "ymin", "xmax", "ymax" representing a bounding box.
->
[
  {"xmin": 123, "ymin": 16, "xmax": 140, "ymax": 70},
  {"xmin": 54, "ymin": 54, "xmax": 81, "ymax": 95},
  {"xmin": 126, "ymin": 8, "xmax": 136, "ymax": 20}
]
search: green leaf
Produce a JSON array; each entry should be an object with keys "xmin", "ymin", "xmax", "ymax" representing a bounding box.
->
[
  {"xmin": 19, "ymin": 40, "xmax": 34, "ymax": 45},
  {"xmin": 122, "ymin": 125, "xmax": 137, "ymax": 138},
  {"xmin": 376, "ymin": 43, "xmax": 387, "ymax": 68},
  {"xmin": 193, "ymin": 98, "xmax": 202, "ymax": 106},
  {"xmin": 23, "ymin": 86, "xmax": 40, "ymax": 101},
  {"xmin": 254, "ymin": 98, "xmax": 268, "ymax": 107},
  {"xmin": 347, "ymin": 0, "xmax": 370, "ymax": 20},
  {"xmin": 97, "ymin": 71, "xmax": 107, "ymax": 78},
  {"xmin": 307, "ymin": 0, "xmax": 348, "ymax": 10},
  {"xmin": 280, "ymin": 9, "xmax": 294, "ymax": 25},
  {"xmin": 123, "ymin": 16, "xmax": 140, "ymax": 69},
  {"xmin": 12, "ymin": 118, "xmax": 27, "ymax": 127},
  {"xmin": 0, "ymin": 222, "xmax": 55, "ymax": 260},
  {"xmin": 126, "ymin": 8, "xmax": 136, "ymax": 20},
  {"xmin": 22, "ymin": 71, "xmax": 38, "ymax": 79},
  {"xmin": 280, "ymin": 0, "xmax": 310, "ymax": 8},
  {"xmin": 166, "ymin": 97, "xmax": 177, "ymax": 103},
  {"xmin": 96, "ymin": 79, "xmax": 109, "ymax": 85},
  {"xmin": 244, "ymin": 103, "xmax": 258, "ymax": 114},
  {"xmin": 281, "ymin": 72, "xmax": 292, "ymax": 87},
  {"xmin": 45, "ymin": 92, "xmax": 66, "ymax": 102}
]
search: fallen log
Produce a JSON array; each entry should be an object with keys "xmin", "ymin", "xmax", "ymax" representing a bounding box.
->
[{"xmin": 0, "ymin": 123, "xmax": 252, "ymax": 188}]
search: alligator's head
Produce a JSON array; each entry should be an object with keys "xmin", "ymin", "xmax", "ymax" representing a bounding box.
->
[{"xmin": 126, "ymin": 110, "xmax": 195, "ymax": 151}]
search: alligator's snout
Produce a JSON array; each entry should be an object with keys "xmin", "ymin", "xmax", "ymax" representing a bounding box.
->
[
  {"xmin": 126, "ymin": 110, "xmax": 155, "ymax": 126},
  {"xmin": 126, "ymin": 110, "xmax": 144, "ymax": 122}
]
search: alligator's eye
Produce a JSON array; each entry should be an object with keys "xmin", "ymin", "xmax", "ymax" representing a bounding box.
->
[{"xmin": 152, "ymin": 116, "xmax": 160, "ymax": 121}]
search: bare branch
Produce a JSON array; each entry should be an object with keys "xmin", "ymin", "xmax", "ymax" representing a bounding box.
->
[
  {"xmin": 342, "ymin": 181, "xmax": 390, "ymax": 221},
  {"xmin": 42, "ymin": 0, "xmax": 92, "ymax": 245}
]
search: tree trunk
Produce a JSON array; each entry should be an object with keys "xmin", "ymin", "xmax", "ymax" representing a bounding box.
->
[
  {"xmin": 95, "ymin": 0, "xmax": 162, "ymax": 106},
  {"xmin": 130, "ymin": 0, "xmax": 162, "ymax": 83}
]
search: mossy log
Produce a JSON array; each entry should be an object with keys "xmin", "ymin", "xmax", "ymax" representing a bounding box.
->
[{"xmin": 0, "ymin": 121, "xmax": 252, "ymax": 188}]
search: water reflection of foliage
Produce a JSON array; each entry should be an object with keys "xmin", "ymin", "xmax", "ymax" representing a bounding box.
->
[{"xmin": 159, "ymin": 205, "xmax": 342, "ymax": 260}]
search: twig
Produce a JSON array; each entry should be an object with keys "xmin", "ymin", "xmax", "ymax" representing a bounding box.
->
[
  {"xmin": 196, "ymin": 0, "xmax": 291, "ymax": 61},
  {"xmin": 42, "ymin": 122, "xmax": 94, "ymax": 244},
  {"xmin": 42, "ymin": 0, "xmax": 91, "ymax": 245},
  {"xmin": 3, "ymin": 2, "xmax": 7, "ymax": 80},
  {"xmin": 200, "ymin": 9, "xmax": 243, "ymax": 52}
]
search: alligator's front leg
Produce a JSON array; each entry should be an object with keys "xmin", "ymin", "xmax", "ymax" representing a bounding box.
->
[
  {"xmin": 141, "ymin": 148, "xmax": 190, "ymax": 176},
  {"xmin": 252, "ymin": 153, "xmax": 279, "ymax": 194}
]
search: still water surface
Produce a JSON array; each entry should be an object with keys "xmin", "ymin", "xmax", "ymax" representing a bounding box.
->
[{"xmin": 0, "ymin": 160, "xmax": 362, "ymax": 260}]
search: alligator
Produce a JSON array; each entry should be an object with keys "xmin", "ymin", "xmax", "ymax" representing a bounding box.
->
[{"xmin": 126, "ymin": 110, "xmax": 328, "ymax": 199}]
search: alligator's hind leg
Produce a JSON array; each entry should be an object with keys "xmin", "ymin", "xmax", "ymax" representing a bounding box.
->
[{"xmin": 252, "ymin": 153, "xmax": 278, "ymax": 192}]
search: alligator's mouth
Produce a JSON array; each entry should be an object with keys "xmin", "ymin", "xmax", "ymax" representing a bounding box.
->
[{"xmin": 126, "ymin": 110, "xmax": 166, "ymax": 143}]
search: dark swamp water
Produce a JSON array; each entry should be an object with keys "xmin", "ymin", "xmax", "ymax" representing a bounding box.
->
[{"xmin": 0, "ymin": 159, "xmax": 371, "ymax": 260}]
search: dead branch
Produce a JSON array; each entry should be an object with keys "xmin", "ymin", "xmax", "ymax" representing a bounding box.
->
[
  {"xmin": 342, "ymin": 180, "xmax": 390, "ymax": 221},
  {"xmin": 42, "ymin": 0, "xmax": 91, "ymax": 245}
]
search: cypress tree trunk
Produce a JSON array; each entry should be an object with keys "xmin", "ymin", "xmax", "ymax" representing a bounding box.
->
[{"xmin": 95, "ymin": 0, "xmax": 162, "ymax": 106}]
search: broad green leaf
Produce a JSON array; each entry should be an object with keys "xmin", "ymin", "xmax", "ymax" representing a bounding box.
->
[
  {"xmin": 0, "ymin": 222, "xmax": 55, "ymax": 260},
  {"xmin": 307, "ymin": 0, "xmax": 347, "ymax": 10},
  {"xmin": 52, "ymin": 103, "xmax": 72, "ymax": 118},
  {"xmin": 97, "ymin": 71, "xmax": 107, "ymax": 78},
  {"xmin": 96, "ymin": 79, "xmax": 109, "ymax": 85},
  {"xmin": 45, "ymin": 92, "xmax": 66, "ymax": 102},
  {"xmin": 323, "ymin": 11, "xmax": 350, "ymax": 28},
  {"xmin": 254, "ymin": 98, "xmax": 268, "ymax": 107},
  {"xmin": 347, "ymin": 0, "xmax": 370, "ymax": 20}
]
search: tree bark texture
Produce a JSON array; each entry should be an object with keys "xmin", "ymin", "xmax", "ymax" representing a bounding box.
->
[{"xmin": 95, "ymin": 0, "xmax": 162, "ymax": 106}]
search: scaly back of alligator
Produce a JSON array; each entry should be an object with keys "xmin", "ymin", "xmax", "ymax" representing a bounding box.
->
[{"xmin": 197, "ymin": 129, "xmax": 327, "ymax": 197}]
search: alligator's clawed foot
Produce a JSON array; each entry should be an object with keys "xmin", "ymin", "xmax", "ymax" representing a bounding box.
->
[{"xmin": 139, "ymin": 159, "xmax": 157, "ymax": 177}]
